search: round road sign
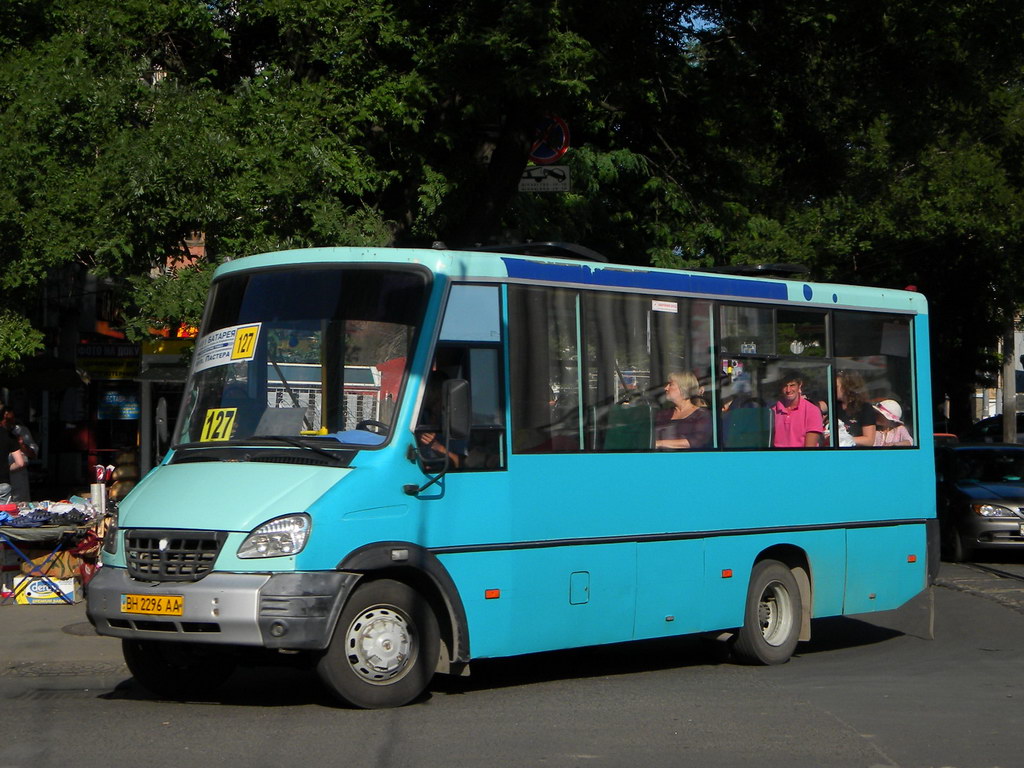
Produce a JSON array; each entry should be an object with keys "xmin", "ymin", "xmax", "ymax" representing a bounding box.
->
[{"xmin": 528, "ymin": 116, "xmax": 570, "ymax": 164}]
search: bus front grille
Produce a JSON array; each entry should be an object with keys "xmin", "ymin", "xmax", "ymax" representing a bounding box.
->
[{"xmin": 124, "ymin": 529, "xmax": 228, "ymax": 582}]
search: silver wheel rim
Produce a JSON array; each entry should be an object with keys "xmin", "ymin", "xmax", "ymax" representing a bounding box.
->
[
  {"xmin": 757, "ymin": 579, "xmax": 795, "ymax": 647},
  {"xmin": 345, "ymin": 605, "xmax": 414, "ymax": 685}
]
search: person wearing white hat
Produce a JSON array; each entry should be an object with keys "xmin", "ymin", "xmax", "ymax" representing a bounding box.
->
[{"xmin": 872, "ymin": 399, "xmax": 914, "ymax": 447}]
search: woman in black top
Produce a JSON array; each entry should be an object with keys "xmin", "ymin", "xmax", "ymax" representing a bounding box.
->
[
  {"xmin": 836, "ymin": 370, "xmax": 877, "ymax": 447},
  {"xmin": 655, "ymin": 371, "xmax": 712, "ymax": 449},
  {"xmin": 0, "ymin": 426, "xmax": 16, "ymax": 503}
]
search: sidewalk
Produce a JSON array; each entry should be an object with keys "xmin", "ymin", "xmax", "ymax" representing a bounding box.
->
[{"xmin": 0, "ymin": 598, "xmax": 124, "ymax": 671}]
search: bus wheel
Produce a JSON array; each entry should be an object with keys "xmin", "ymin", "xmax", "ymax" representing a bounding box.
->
[
  {"xmin": 122, "ymin": 639, "xmax": 236, "ymax": 699},
  {"xmin": 317, "ymin": 579, "xmax": 440, "ymax": 709},
  {"xmin": 732, "ymin": 560, "xmax": 802, "ymax": 665}
]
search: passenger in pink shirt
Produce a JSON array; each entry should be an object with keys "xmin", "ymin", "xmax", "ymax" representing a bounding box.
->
[{"xmin": 772, "ymin": 373, "xmax": 824, "ymax": 448}]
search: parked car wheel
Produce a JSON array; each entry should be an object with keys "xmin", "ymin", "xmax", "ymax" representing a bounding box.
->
[{"xmin": 950, "ymin": 526, "xmax": 974, "ymax": 563}]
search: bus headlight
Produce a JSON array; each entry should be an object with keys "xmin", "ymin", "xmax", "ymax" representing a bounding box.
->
[
  {"xmin": 972, "ymin": 503, "xmax": 1017, "ymax": 518},
  {"xmin": 237, "ymin": 514, "xmax": 311, "ymax": 558}
]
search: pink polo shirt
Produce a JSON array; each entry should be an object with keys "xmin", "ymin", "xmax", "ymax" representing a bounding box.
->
[{"xmin": 772, "ymin": 397, "xmax": 824, "ymax": 448}]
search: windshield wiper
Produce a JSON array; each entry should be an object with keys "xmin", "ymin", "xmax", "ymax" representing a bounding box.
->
[
  {"xmin": 268, "ymin": 352, "xmax": 313, "ymax": 432},
  {"xmin": 245, "ymin": 435, "xmax": 348, "ymax": 466},
  {"xmin": 170, "ymin": 436, "xmax": 349, "ymax": 466}
]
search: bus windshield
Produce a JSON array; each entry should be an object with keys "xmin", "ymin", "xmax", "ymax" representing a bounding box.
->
[{"xmin": 173, "ymin": 266, "xmax": 428, "ymax": 451}]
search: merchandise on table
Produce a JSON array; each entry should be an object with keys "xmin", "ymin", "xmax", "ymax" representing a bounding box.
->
[{"xmin": 0, "ymin": 496, "xmax": 101, "ymax": 527}]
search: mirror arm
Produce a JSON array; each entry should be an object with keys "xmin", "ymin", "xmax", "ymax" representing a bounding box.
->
[{"xmin": 403, "ymin": 436, "xmax": 452, "ymax": 495}]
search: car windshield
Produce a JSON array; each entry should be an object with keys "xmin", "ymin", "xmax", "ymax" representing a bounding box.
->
[
  {"xmin": 174, "ymin": 266, "xmax": 428, "ymax": 452},
  {"xmin": 953, "ymin": 450, "xmax": 1024, "ymax": 483}
]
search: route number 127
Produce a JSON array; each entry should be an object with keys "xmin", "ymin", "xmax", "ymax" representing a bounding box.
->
[{"xmin": 200, "ymin": 408, "xmax": 238, "ymax": 442}]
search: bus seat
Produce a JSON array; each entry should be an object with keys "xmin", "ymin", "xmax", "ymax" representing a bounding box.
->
[
  {"xmin": 723, "ymin": 406, "xmax": 772, "ymax": 448},
  {"xmin": 603, "ymin": 403, "xmax": 654, "ymax": 450}
]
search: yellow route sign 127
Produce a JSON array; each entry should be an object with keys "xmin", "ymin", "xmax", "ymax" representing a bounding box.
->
[
  {"xmin": 231, "ymin": 325, "xmax": 260, "ymax": 360},
  {"xmin": 200, "ymin": 408, "xmax": 238, "ymax": 442}
]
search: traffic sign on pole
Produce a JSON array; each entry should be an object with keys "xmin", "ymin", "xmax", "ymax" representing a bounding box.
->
[
  {"xmin": 528, "ymin": 116, "xmax": 570, "ymax": 164},
  {"xmin": 519, "ymin": 165, "xmax": 571, "ymax": 192}
]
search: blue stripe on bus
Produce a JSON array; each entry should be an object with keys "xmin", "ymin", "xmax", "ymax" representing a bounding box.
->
[{"xmin": 501, "ymin": 258, "xmax": 789, "ymax": 300}]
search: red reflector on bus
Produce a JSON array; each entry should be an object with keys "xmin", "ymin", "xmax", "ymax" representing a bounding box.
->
[
  {"xmin": 485, "ymin": 589, "xmax": 501, "ymax": 599},
  {"xmin": 721, "ymin": 569, "xmax": 733, "ymax": 579},
  {"xmin": 907, "ymin": 555, "xmax": 917, "ymax": 563}
]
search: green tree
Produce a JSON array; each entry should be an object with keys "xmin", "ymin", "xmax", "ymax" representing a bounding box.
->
[
  {"xmin": 5, "ymin": 0, "xmax": 1024, "ymax": 430},
  {"xmin": 1, "ymin": 0, "xmax": 696, "ymax": 342},
  {"xmin": 645, "ymin": 1, "xmax": 1024, "ymax": 428}
]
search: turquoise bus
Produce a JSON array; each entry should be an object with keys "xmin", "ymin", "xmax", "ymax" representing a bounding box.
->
[{"xmin": 86, "ymin": 244, "xmax": 934, "ymax": 708}]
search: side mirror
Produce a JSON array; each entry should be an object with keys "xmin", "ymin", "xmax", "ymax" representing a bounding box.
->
[
  {"xmin": 155, "ymin": 397, "xmax": 169, "ymax": 449},
  {"xmin": 443, "ymin": 379, "xmax": 471, "ymax": 441}
]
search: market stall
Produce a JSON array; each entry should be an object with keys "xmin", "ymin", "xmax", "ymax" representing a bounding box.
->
[{"xmin": 0, "ymin": 498, "xmax": 106, "ymax": 604}]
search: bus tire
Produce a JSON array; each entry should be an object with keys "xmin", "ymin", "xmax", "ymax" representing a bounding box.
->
[
  {"xmin": 317, "ymin": 579, "xmax": 440, "ymax": 709},
  {"xmin": 122, "ymin": 638, "xmax": 235, "ymax": 699},
  {"xmin": 732, "ymin": 559, "xmax": 802, "ymax": 665}
]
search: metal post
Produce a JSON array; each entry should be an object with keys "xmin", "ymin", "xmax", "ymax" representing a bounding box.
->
[{"xmin": 1003, "ymin": 315, "xmax": 1017, "ymax": 443}]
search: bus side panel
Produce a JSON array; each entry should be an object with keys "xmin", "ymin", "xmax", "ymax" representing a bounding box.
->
[
  {"xmin": 701, "ymin": 529, "xmax": 848, "ymax": 631},
  {"xmin": 633, "ymin": 539, "xmax": 705, "ymax": 639},
  {"xmin": 803, "ymin": 530, "xmax": 847, "ymax": 618},
  {"xmin": 844, "ymin": 524, "xmax": 928, "ymax": 615},
  {"xmin": 438, "ymin": 543, "xmax": 637, "ymax": 659}
]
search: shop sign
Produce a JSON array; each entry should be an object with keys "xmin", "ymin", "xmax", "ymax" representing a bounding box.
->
[
  {"xmin": 77, "ymin": 342, "xmax": 140, "ymax": 381},
  {"xmin": 77, "ymin": 357, "xmax": 140, "ymax": 381},
  {"xmin": 98, "ymin": 389, "xmax": 141, "ymax": 420}
]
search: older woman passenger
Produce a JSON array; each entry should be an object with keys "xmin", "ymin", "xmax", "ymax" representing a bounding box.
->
[{"xmin": 655, "ymin": 371, "xmax": 712, "ymax": 450}]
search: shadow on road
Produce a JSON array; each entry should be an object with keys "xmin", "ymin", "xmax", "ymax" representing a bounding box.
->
[
  {"xmin": 96, "ymin": 613, "xmax": 908, "ymax": 708},
  {"xmin": 794, "ymin": 615, "xmax": 903, "ymax": 655},
  {"xmin": 99, "ymin": 664, "xmax": 337, "ymax": 708},
  {"xmin": 943, "ymin": 549, "xmax": 1024, "ymax": 566}
]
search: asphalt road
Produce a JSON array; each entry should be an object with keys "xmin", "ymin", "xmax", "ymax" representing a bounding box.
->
[{"xmin": 2, "ymin": 561, "xmax": 1023, "ymax": 768}]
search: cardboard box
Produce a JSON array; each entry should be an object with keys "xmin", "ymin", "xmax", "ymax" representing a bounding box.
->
[
  {"xmin": 18, "ymin": 550, "xmax": 81, "ymax": 579},
  {"xmin": 13, "ymin": 576, "xmax": 82, "ymax": 604}
]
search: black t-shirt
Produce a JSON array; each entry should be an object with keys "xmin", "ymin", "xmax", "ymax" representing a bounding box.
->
[
  {"xmin": 0, "ymin": 428, "xmax": 13, "ymax": 485},
  {"xmin": 841, "ymin": 402, "xmax": 876, "ymax": 438}
]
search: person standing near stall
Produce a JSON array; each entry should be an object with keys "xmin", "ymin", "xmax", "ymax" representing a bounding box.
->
[
  {"xmin": 0, "ymin": 420, "xmax": 24, "ymax": 504},
  {"xmin": 2, "ymin": 408, "xmax": 36, "ymax": 502}
]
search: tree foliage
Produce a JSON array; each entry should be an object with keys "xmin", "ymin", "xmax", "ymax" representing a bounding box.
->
[
  {"xmin": 3, "ymin": 1, "xmax": 1024, "ymax": 426},
  {"xmin": 668, "ymin": 1, "xmax": 1024, "ymax": 424}
]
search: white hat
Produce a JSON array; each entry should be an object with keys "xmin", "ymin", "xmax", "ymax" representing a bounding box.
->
[{"xmin": 873, "ymin": 399, "xmax": 903, "ymax": 424}]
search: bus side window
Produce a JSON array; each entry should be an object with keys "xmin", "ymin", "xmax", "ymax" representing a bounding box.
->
[
  {"xmin": 509, "ymin": 286, "xmax": 581, "ymax": 453},
  {"xmin": 421, "ymin": 349, "xmax": 504, "ymax": 472},
  {"xmin": 834, "ymin": 312, "xmax": 916, "ymax": 448},
  {"xmin": 433, "ymin": 283, "xmax": 507, "ymax": 470},
  {"xmin": 463, "ymin": 347, "xmax": 505, "ymax": 470}
]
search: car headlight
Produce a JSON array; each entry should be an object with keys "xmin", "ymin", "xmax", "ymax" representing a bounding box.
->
[
  {"xmin": 972, "ymin": 503, "xmax": 1018, "ymax": 518},
  {"xmin": 237, "ymin": 514, "xmax": 311, "ymax": 558}
]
